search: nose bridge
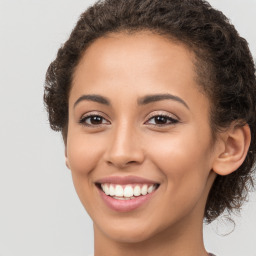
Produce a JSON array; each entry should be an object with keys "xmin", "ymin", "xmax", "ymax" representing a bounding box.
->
[{"xmin": 104, "ymin": 118, "xmax": 144, "ymax": 168}]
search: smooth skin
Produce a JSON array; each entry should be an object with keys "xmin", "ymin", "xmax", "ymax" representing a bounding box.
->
[{"xmin": 65, "ymin": 31, "xmax": 250, "ymax": 256}]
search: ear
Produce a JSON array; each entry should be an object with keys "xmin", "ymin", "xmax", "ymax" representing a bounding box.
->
[
  {"xmin": 212, "ymin": 123, "xmax": 251, "ymax": 176},
  {"xmin": 65, "ymin": 147, "xmax": 71, "ymax": 169}
]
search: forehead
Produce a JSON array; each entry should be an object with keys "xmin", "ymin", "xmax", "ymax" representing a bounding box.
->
[
  {"xmin": 71, "ymin": 31, "xmax": 209, "ymax": 112},
  {"xmin": 74, "ymin": 31, "xmax": 196, "ymax": 81}
]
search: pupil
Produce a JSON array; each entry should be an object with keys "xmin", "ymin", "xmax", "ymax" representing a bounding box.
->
[
  {"xmin": 155, "ymin": 116, "xmax": 167, "ymax": 124},
  {"xmin": 91, "ymin": 116, "xmax": 102, "ymax": 124}
]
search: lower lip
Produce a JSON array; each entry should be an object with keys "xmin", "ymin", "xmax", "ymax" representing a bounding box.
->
[{"xmin": 97, "ymin": 186, "xmax": 157, "ymax": 212}]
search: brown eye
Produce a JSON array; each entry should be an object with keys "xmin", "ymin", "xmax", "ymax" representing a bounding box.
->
[
  {"xmin": 80, "ymin": 115, "xmax": 110, "ymax": 126},
  {"xmin": 154, "ymin": 116, "xmax": 169, "ymax": 124},
  {"xmin": 147, "ymin": 115, "xmax": 178, "ymax": 126},
  {"xmin": 89, "ymin": 116, "xmax": 104, "ymax": 125}
]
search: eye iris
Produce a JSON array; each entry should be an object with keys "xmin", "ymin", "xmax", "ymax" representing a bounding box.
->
[
  {"xmin": 155, "ymin": 116, "xmax": 168, "ymax": 124},
  {"xmin": 90, "ymin": 116, "xmax": 103, "ymax": 124}
]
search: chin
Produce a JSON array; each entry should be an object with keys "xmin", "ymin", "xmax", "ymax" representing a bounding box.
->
[
  {"xmin": 104, "ymin": 228, "xmax": 155, "ymax": 244},
  {"xmin": 94, "ymin": 216, "xmax": 169, "ymax": 244}
]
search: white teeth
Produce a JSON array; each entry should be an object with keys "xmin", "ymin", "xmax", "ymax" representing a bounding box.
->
[
  {"xmin": 147, "ymin": 185, "xmax": 154, "ymax": 193},
  {"xmin": 124, "ymin": 185, "xmax": 133, "ymax": 197},
  {"xmin": 101, "ymin": 183, "xmax": 158, "ymax": 198},
  {"xmin": 109, "ymin": 185, "xmax": 115, "ymax": 196},
  {"xmin": 133, "ymin": 185, "xmax": 141, "ymax": 196},
  {"xmin": 105, "ymin": 185, "xmax": 110, "ymax": 195},
  {"xmin": 115, "ymin": 185, "xmax": 124, "ymax": 197},
  {"xmin": 141, "ymin": 185, "xmax": 148, "ymax": 195},
  {"xmin": 101, "ymin": 184, "xmax": 110, "ymax": 195}
]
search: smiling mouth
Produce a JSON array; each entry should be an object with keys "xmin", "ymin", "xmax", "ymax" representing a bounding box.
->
[{"xmin": 96, "ymin": 183, "xmax": 160, "ymax": 200}]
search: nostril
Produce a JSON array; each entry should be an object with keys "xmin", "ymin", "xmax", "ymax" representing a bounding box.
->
[
  {"xmin": 106, "ymin": 159, "xmax": 139, "ymax": 168},
  {"xmin": 127, "ymin": 161, "xmax": 137, "ymax": 164},
  {"xmin": 103, "ymin": 141, "xmax": 145, "ymax": 168}
]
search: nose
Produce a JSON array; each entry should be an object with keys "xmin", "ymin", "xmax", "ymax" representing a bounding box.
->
[{"xmin": 103, "ymin": 122, "xmax": 145, "ymax": 169}]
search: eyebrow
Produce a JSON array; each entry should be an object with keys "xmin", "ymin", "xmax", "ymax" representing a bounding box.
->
[
  {"xmin": 73, "ymin": 93, "xmax": 189, "ymax": 109},
  {"xmin": 74, "ymin": 94, "xmax": 110, "ymax": 108},
  {"xmin": 137, "ymin": 93, "xmax": 189, "ymax": 109}
]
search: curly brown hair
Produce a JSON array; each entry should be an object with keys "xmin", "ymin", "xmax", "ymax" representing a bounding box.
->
[{"xmin": 44, "ymin": 0, "xmax": 256, "ymax": 223}]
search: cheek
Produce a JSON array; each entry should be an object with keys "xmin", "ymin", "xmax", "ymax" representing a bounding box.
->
[
  {"xmin": 145, "ymin": 132, "xmax": 213, "ymax": 222},
  {"xmin": 147, "ymin": 128, "xmax": 213, "ymax": 191},
  {"xmin": 67, "ymin": 132, "xmax": 106, "ymax": 175},
  {"xmin": 66, "ymin": 132, "xmax": 108, "ymax": 214}
]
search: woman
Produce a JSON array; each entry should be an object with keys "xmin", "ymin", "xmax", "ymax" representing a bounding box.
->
[{"xmin": 44, "ymin": 0, "xmax": 256, "ymax": 255}]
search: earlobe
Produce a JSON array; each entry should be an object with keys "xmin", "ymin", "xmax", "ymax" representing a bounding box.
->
[
  {"xmin": 65, "ymin": 147, "xmax": 71, "ymax": 169},
  {"xmin": 212, "ymin": 123, "xmax": 251, "ymax": 176}
]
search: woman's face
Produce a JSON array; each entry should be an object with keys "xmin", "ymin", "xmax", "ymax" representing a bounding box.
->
[{"xmin": 66, "ymin": 32, "xmax": 218, "ymax": 243}]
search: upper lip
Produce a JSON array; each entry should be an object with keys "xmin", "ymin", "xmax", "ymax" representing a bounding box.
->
[{"xmin": 95, "ymin": 175, "xmax": 159, "ymax": 185}]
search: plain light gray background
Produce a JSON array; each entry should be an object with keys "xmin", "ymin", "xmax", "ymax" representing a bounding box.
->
[{"xmin": 0, "ymin": 0, "xmax": 255, "ymax": 256}]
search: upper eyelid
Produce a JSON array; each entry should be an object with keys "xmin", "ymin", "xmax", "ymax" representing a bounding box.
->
[
  {"xmin": 80, "ymin": 111, "xmax": 111, "ymax": 120},
  {"xmin": 145, "ymin": 115, "xmax": 178, "ymax": 125},
  {"xmin": 145, "ymin": 111, "xmax": 179, "ymax": 121}
]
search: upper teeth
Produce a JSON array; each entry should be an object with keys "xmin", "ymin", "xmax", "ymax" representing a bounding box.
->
[{"xmin": 101, "ymin": 184, "xmax": 157, "ymax": 198}]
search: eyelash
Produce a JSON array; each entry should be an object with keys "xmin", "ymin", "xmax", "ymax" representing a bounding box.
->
[
  {"xmin": 79, "ymin": 114, "xmax": 110, "ymax": 127},
  {"xmin": 145, "ymin": 114, "xmax": 179, "ymax": 126},
  {"xmin": 79, "ymin": 113, "xmax": 179, "ymax": 127}
]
